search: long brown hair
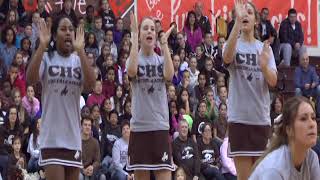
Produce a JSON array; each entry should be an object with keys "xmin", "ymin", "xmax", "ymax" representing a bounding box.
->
[{"xmin": 252, "ymin": 96, "xmax": 315, "ymax": 171}]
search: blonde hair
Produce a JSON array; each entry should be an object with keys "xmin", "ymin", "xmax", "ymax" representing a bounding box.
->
[{"xmin": 175, "ymin": 167, "xmax": 187, "ymax": 180}]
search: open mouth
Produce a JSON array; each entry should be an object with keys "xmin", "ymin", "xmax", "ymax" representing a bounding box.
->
[
  {"xmin": 65, "ymin": 39, "xmax": 72, "ymax": 46},
  {"xmin": 146, "ymin": 36, "xmax": 153, "ymax": 41},
  {"xmin": 242, "ymin": 19, "xmax": 249, "ymax": 24}
]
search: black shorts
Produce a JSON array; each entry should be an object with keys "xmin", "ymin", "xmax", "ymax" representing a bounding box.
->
[
  {"xmin": 228, "ymin": 123, "xmax": 271, "ymax": 157},
  {"xmin": 39, "ymin": 148, "xmax": 82, "ymax": 168},
  {"xmin": 127, "ymin": 130, "xmax": 175, "ymax": 171}
]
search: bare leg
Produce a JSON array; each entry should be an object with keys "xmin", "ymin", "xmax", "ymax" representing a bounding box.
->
[
  {"xmin": 44, "ymin": 165, "xmax": 65, "ymax": 180},
  {"xmin": 154, "ymin": 169, "xmax": 172, "ymax": 180},
  {"xmin": 134, "ymin": 170, "xmax": 150, "ymax": 180},
  {"xmin": 234, "ymin": 156, "xmax": 254, "ymax": 180},
  {"xmin": 65, "ymin": 166, "xmax": 80, "ymax": 180}
]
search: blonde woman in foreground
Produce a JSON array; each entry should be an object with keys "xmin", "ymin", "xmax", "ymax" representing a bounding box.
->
[{"xmin": 249, "ymin": 96, "xmax": 320, "ymax": 179}]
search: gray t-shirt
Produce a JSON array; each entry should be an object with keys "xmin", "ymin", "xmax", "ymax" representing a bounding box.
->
[
  {"xmin": 249, "ymin": 145, "xmax": 320, "ymax": 180},
  {"xmin": 224, "ymin": 39, "xmax": 277, "ymax": 126},
  {"xmin": 39, "ymin": 51, "xmax": 83, "ymax": 151},
  {"xmin": 126, "ymin": 51, "xmax": 169, "ymax": 132}
]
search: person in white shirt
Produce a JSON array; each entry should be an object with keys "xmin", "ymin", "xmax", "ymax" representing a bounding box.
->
[
  {"xmin": 250, "ymin": 96, "xmax": 320, "ymax": 180},
  {"xmin": 27, "ymin": 118, "xmax": 41, "ymax": 173}
]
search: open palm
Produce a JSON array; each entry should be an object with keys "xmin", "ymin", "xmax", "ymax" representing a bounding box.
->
[
  {"xmin": 235, "ymin": 0, "xmax": 247, "ymax": 21},
  {"xmin": 73, "ymin": 26, "xmax": 85, "ymax": 52},
  {"xmin": 37, "ymin": 19, "xmax": 51, "ymax": 48}
]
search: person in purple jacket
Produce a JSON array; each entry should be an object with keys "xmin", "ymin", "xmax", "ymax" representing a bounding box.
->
[{"xmin": 183, "ymin": 11, "xmax": 203, "ymax": 52}]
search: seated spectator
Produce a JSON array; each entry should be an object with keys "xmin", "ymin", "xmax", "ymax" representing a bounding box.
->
[
  {"xmin": 173, "ymin": 119, "xmax": 201, "ymax": 180},
  {"xmin": 0, "ymin": 27, "xmax": 18, "ymax": 69},
  {"xmin": 270, "ymin": 94, "xmax": 284, "ymax": 126},
  {"xmin": 204, "ymin": 56, "xmax": 220, "ymax": 88},
  {"xmin": 90, "ymin": 104, "xmax": 103, "ymax": 141},
  {"xmin": 12, "ymin": 51, "xmax": 26, "ymax": 81},
  {"xmin": 115, "ymin": 50, "xmax": 128, "ymax": 85},
  {"xmin": 175, "ymin": 167, "xmax": 187, "ymax": 180},
  {"xmin": 172, "ymin": 54, "xmax": 183, "ymax": 86},
  {"xmin": 226, "ymin": 9, "xmax": 236, "ymax": 40},
  {"xmin": 81, "ymin": 105, "xmax": 91, "ymax": 119},
  {"xmin": 113, "ymin": 18, "xmax": 124, "ymax": 48},
  {"xmin": 0, "ymin": 99, "xmax": 6, "ymax": 125},
  {"xmin": 167, "ymin": 83, "xmax": 177, "ymax": 102},
  {"xmin": 111, "ymin": 122, "xmax": 133, "ymax": 180},
  {"xmin": 87, "ymin": 80, "xmax": 106, "ymax": 107},
  {"xmin": 57, "ymin": 0, "xmax": 78, "ymax": 26},
  {"xmin": 100, "ymin": 98, "xmax": 113, "ymax": 123},
  {"xmin": 177, "ymin": 88, "xmax": 192, "ymax": 116},
  {"xmin": 0, "ymin": 80, "xmax": 13, "ymax": 111},
  {"xmin": 37, "ymin": 0, "xmax": 49, "ymax": 19},
  {"xmin": 215, "ymin": 75, "xmax": 226, "ymax": 96},
  {"xmin": 192, "ymin": 100, "xmax": 211, "ymax": 142},
  {"xmin": 27, "ymin": 118, "xmax": 40, "ymax": 173},
  {"xmin": 101, "ymin": 28, "xmax": 118, "ymax": 61},
  {"xmin": 204, "ymin": 88, "xmax": 219, "ymax": 122},
  {"xmin": 84, "ymin": 5, "xmax": 95, "ymax": 33},
  {"xmin": 12, "ymin": 89, "xmax": 31, "ymax": 135},
  {"xmin": 195, "ymin": 45, "xmax": 206, "ymax": 71},
  {"xmin": 258, "ymin": 8, "xmax": 275, "ymax": 42},
  {"xmin": 214, "ymin": 103, "xmax": 228, "ymax": 142},
  {"xmin": 215, "ymin": 86, "xmax": 228, "ymax": 107},
  {"xmin": 177, "ymin": 70, "xmax": 194, "ymax": 98},
  {"xmin": 2, "ymin": 106, "xmax": 24, "ymax": 150},
  {"xmin": 175, "ymin": 32, "xmax": 192, "ymax": 57},
  {"xmin": 0, "ymin": 0, "xmax": 27, "ymax": 25},
  {"xmin": 92, "ymin": 16, "xmax": 105, "ymax": 46},
  {"xmin": 197, "ymin": 123, "xmax": 225, "ymax": 180},
  {"xmin": 102, "ymin": 67, "xmax": 116, "ymax": 98},
  {"xmin": 30, "ymin": 11, "xmax": 41, "ymax": 50},
  {"xmin": 7, "ymin": 62, "xmax": 26, "ymax": 97},
  {"xmin": 202, "ymin": 32, "xmax": 215, "ymax": 58},
  {"xmin": 184, "ymin": 11, "xmax": 203, "ymax": 52},
  {"xmin": 110, "ymin": 85, "xmax": 125, "ymax": 115},
  {"xmin": 188, "ymin": 56, "xmax": 200, "ymax": 89},
  {"xmin": 85, "ymin": 32, "xmax": 100, "ymax": 59},
  {"xmin": 168, "ymin": 22, "xmax": 179, "ymax": 53},
  {"xmin": 80, "ymin": 117, "xmax": 106, "ymax": 180},
  {"xmin": 22, "ymin": 85, "xmax": 40, "ymax": 119},
  {"xmin": 213, "ymin": 36, "xmax": 228, "ymax": 76},
  {"xmin": 101, "ymin": 110, "xmax": 121, "ymax": 159},
  {"xmin": 193, "ymin": 73, "xmax": 207, "ymax": 103},
  {"xmin": 0, "ymin": 57, "xmax": 7, "ymax": 83},
  {"xmin": 20, "ymin": 37, "xmax": 31, "ymax": 65},
  {"xmin": 220, "ymin": 128, "xmax": 237, "ymax": 180},
  {"xmin": 169, "ymin": 100, "xmax": 181, "ymax": 138},
  {"xmin": 119, "ymin": 99, "xmax": 131, "ymax": 124},
  {"xmin": 279, "ymin": 8, "xmax": 305, "ymax": 67},
  {"xmin": 178, "ymin": 48, "xmax": 189, "ymax": 71},
  {"xmin": 8, "ymin": 136, "xmax": 26, "ymax": 170},
  {"xmin": 194, "ymin": 1, "xmax": 211, "ymax": 35},
  {"xmin": 99, "ymin": 0, "xmax": 115, "ymax": 30},
  {"xmin": 294, "ymin": 52, "xmax": 320, "ymax": 117}
]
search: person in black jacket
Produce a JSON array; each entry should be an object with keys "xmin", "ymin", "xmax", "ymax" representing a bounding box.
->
[
  {"xmin": 258, "ymin": 8, "xmax": 275, "ymax": 41},
  {"xmin": 198, "ymin": 123, "xmax": 225, "ymax": 180},
  {"xmin": 194, "ymin": 1, "xmax": 211, "ymax": 35},
  {"xmin": 173, "ymin": 119, "xmax": 201, "ymax": 180},
  {"xmin": 99, "ymin": 0, "xmax": 116, "ymax": 30},
  {"xmin": 57, "ymin": 0, "xmax": 78, "ymax": 26},
  {"xmin": 279, "ymin": 8, "xmax": 305, "ymax": 67}
]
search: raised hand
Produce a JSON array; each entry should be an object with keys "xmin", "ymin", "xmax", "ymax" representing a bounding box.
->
[
  {"xmin": 130, "ymin": 11, "xmax": 138, "ymax": 34},
  {"xmin": 72, "ymin": 26, "xmax": 85, "ymax": 52},
  {"xmin": 37, "ymin": 18, "xmax": 51, "ymax": 48},
  {"xmin": 160, "ymin": 25, "xmax": 175, "ymax": 45},
  {"xmin": 234, "ymin": 0, "xmax": 247, "ymax": 22},
  {"xmin": 259, "ymin": 40, "xmax": 271, "ymax": 69}
]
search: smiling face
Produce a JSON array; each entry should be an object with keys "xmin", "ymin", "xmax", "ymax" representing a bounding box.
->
[{"xmin": 139, "ymin": 18, "xmax": 156, "ymax": 49}]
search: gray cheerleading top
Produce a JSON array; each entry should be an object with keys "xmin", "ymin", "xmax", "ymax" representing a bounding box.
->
[
  {"xmin": 249, "ymin": 145, "xmax": 320, "ymax": 180},
  {"xmin": 39, "ymin": 51, "xmax": 83, "ymax": 151},
  {"xmin": 126, "ymin": 51, "xmax": 169, "ymax": 132},
  {"xmin": 224, "ymin": 39, "xmax": 277, "ymax": 126}
]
